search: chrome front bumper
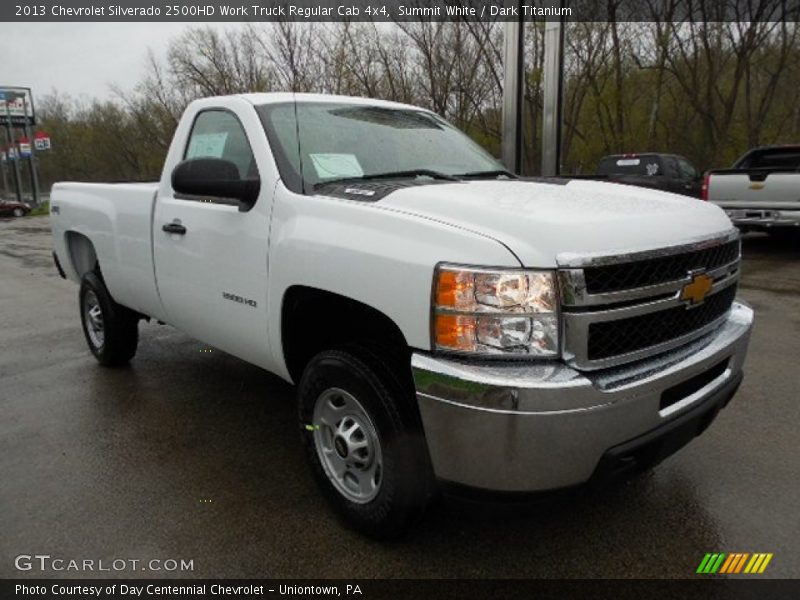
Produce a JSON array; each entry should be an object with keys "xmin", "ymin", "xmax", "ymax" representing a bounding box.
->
[
  {"xmin": 412, "ymin": 302, "xmax": 753, "ymax": 492},
  {"xmin": 723, "ymin": 208, "xmax": 800, "ymax": 229}
]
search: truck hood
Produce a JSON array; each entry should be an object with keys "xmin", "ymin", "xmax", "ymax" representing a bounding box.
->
[{"xmin": 378, "ymin": 179, "xmax": 733, "ymax": 267}]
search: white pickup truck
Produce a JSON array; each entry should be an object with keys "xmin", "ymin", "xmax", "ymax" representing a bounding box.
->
[
  {"xmin": 705, "ymin": 144, "xmax": 800, "ymax": 235},
  {"xmin": 51, "ymin": 93, "xmax": 753, "ymax": 537}
]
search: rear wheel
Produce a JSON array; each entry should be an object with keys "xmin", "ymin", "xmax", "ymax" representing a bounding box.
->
[
  {"xmin": 298, "ymin": 346, "xmax": 432, "ymax": 538},
  {"xmin": 79, "ymin": 271, "xmax": 139, "ymax": 366}
]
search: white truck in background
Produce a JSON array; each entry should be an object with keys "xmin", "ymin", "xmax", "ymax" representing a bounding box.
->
[
  {"xmin": 705, "ymin": 145, "xmax": 800, "ymax": 235},
  {"xmin": 51, "ymin": 93, "xmax": 753, "ymax": 537}
]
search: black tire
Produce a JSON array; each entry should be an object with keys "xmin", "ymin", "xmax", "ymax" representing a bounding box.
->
[
  {"xmin": 298, "ymin": 345, "xmax": 433, "ymax": 538},
  {"xmin": 79, "ymin": 271, "xmax": 139, "ymax": 366}
]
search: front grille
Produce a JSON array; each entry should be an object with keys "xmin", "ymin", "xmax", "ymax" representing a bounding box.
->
[
  {"xmin": 587, "ymin": 284, "xmax": 737, "ymax": 360},
  {"xmin": 583, "ymin": 239, "xmax": 739, "ymax": 295}
]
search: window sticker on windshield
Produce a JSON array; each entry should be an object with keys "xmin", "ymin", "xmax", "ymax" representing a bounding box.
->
[
  {"xmin": 310, "ymin": 153, "xmax": 364, "ymax": 180},
  {"xmin": 646, "ymin": 162, "xmax": 660, "ymax": 175},
  {"xmin": 616, "ymin": 158, "xmax": 640, "ymax": 166},
  {"xmin": 186, "ymin": 133, "xmax": 228, "ymax": 159}
]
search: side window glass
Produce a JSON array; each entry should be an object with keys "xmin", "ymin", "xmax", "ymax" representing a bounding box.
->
[
  {"xmin": 185, "ymin": 110, "xmax": 258, "ymax": 179},
  {"xmin": 677, "ymin": 159, "xmax": 697, "ymax": 179},
  {"xmin": 664, "ymin": 157, "xmax": 678, "ymax": 178}
]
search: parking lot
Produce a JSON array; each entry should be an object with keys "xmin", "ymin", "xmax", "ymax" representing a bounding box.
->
[{"xmin": 1, "ymin": 215, "xmax": 798, "ymax": 578}]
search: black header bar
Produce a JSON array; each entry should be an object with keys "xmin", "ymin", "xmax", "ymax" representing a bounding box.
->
[{"xmin": 3, "ymin": 0, "xmax": 800, "ymax": 22}]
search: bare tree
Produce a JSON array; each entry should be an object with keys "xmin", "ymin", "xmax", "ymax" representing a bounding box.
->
[{"xmin": 36, "ymin": 15, "xmax": 800, "ymax": 184}]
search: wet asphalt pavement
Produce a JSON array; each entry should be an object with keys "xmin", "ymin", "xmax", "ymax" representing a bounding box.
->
[{"xmin": 0, "ymin": 216, "xmax": 798, "ymax": 579}]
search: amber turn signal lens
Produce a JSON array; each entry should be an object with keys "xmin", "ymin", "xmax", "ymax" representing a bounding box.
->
[
  {"xmin": 435, "ymin": 269, "xmax": 474, "ymax": 310},
  {"xmin": 434, "ymin": 314, "xmax": 476, "ymax": 352}
]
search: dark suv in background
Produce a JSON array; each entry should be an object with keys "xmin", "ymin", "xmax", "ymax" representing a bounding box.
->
[{"xmin": 591, "ymin": 153, "xmax": 703, "ymax": 198}]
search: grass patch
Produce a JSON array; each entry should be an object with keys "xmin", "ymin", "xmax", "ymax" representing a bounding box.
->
[{"xmin": 28, "ymin": 200, "xmax": 50, "ymax": 217}]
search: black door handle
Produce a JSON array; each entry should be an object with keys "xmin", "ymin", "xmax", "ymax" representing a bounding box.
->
[{"xmin": 162, "ymin": 222, "xmax": 187, "ymax": 235}]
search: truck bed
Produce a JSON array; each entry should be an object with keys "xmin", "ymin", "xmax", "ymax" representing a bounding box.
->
[{"xmin": 50, "ymin": 181, "xmax": 165, "ymax": 320}]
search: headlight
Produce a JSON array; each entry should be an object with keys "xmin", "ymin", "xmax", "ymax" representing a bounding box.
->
[{"xmin": 432, "ymin": 265, "xmax": 559, "ymax": 357}]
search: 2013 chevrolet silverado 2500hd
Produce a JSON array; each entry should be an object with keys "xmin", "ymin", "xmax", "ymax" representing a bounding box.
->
[
  {"xmin": 51, "ymin": 93, "xmax": 753, "ymax": 538},
  {"xmin": 705, "ymin": 144, "xmax": 800, "ymax": 234}
]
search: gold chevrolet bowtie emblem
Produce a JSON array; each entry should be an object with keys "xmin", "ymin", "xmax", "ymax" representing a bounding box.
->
[{"xmin": 680, "ymin": 272, "xmax": 714, "ymax": 306}]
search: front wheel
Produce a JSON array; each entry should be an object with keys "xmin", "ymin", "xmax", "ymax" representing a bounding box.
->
[
  {"xmin": 12, "ymin": 207, "xmax": 24, "ymax": 217},
  {"xmin": 298, "ymin": 346, "xmax": 433, "ymax": 538},
  {"xmin": 79, "ymin": 271, "xmax": 139, "ymax": 366}
]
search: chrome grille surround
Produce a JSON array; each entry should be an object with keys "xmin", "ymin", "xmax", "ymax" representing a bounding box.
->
[{"xmin": 558, "ymin": 229, "xmax": 741, "ymax": 371}]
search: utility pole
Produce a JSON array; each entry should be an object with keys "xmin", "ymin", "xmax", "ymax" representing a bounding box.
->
[
  {"xmin": 501, "ymin": 0, "xmax": 525, "ymax": 174},
  {"xmin": 1, "ymin": 151, "xmax": 9, "ymax": 199},
  {"xmin": 541, "ymin": 12, "xmax": 565, "ymax": 176},
  {"xmin": 22, "ymin": 94, "xmax": 40, "ymax": 206},
  {"xmin": 502, "ymin": 2, "xmax": 566, "ymax": 177},
  {"xmin": 3, "ymin": 111, "xmax": 24, "ymax": 203}
]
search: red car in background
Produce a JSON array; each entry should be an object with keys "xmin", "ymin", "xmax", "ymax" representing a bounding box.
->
[{"xmin": 0, "ymin": 200, "xmax": 31, "ymax": 218}]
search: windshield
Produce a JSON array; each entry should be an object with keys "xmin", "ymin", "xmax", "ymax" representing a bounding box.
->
[{"xmin": 257, "ymin": 102, "xmax": 503, "ymax": 193}]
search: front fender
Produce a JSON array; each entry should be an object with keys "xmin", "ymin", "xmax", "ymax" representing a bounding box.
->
[{"xmin": 266, "ymin": 185, "xmax": 521, "ymax": 381}]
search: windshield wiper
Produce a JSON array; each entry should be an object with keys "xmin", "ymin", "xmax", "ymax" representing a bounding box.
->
[
  {"xmin": 455, "ymin": 169, "xmax": 518, "ymax": 179},
  {"xmin": 315, "ymin": 169, "xmax": 459, "ymax": 188}
]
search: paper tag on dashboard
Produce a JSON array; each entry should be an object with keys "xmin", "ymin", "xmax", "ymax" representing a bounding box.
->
[
  {"xmin": 186, "ymin": 133, "xmax": 229, "ymax": 159},
  {"xmin": 310, "ymin": 153, "xmax": 364, "ymax": 180}
]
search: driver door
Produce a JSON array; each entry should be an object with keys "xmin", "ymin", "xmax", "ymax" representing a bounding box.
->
[{"xmin": 153, "ymin": 108, "xmax": 271, "ymax": 365}]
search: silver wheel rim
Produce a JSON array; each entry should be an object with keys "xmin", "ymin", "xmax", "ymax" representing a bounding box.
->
[
  {"xmin": 83, "ymin": 290, "xmax": 105, "ymax": 348},
  {"xmin": 312, "ymin": 387, "xmax": 383, "ymax": 504},
  {"xmin": 13, "ymin": 208, "xmax": 23, "ymax": 217}
]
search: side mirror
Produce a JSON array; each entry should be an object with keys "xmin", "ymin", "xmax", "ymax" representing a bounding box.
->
[{"xmin": 171, "ymin": 157, "xmax": 260, "ymax": 212}]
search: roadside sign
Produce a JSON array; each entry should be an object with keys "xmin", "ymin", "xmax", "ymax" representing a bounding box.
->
[
  {"xmin": 2, "ymin": 86, "xmax": 40, "ymax": 205},
  {"xmin": 34, "ymin": 131, "xmax": 51, "ymax": 151},
  {"xmin": 19, "ymin": 137, "xmax": 32, "ymax": 157},
  {"xmin": 0, "ymin": 87, "xmax": 35, "ymax": 126}
]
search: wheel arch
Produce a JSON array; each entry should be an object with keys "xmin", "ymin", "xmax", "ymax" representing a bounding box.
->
[
  {"xmin": 64, "ymin": 231, "xmax": 99, "ymax": 279},
  {"xmin": 280, "ymin": 285, "xmax": 412, "ymax": 384}
]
